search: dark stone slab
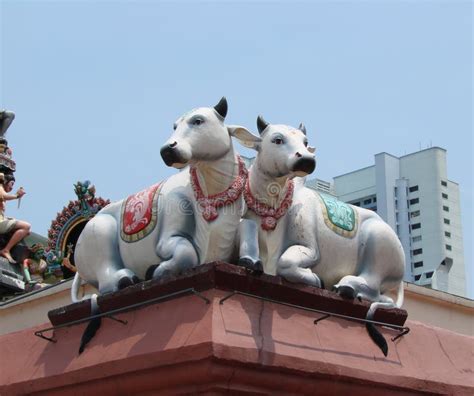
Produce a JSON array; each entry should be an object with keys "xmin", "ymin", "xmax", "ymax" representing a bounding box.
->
[
  {"xmin": 48, "ymin": 262, "xmax": 407, "ymax": 327},
  {"xmin": 0, "ymin": 250, "xmax": 27, "ymax": 295},
  {"xmin": 0, "ymin": 257, "xmax": 23, "ymax": 279}
]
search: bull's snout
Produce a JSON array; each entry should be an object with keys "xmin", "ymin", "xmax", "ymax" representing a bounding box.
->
[
  {"xmin": 292, "ymin": 156, "xmax": 316, "ymax": 175},
  {"xmin": 160, "ymin": 141, "xmax": 184, "ymax": 167}
]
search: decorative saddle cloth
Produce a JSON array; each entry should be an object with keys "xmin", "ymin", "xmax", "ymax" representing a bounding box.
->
[
  {"xmin": 121, "ymin": 182, "xmax": 162, "ymax": 242},
  {"xmin": 318, "ymin": 193, "xmax": 358, "ymax": 238}
]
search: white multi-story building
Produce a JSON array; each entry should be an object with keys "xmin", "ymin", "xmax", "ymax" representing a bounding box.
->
[
  {"xmin": 305, "ymin": 178, "xmax": 334, "ymax": 196},
  {"xmin": 329, "ymin": 147, "xmax": 465, "ymax": 296}
]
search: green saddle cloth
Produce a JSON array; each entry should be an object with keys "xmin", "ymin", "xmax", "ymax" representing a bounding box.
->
[{"xmin": 318, "ymin": 193, "xmax": 357, "ymax": 237}]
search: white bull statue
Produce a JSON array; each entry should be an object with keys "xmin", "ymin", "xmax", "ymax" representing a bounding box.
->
[
  {"xmin": 240, "ymin": 116, "xmax": 405, "ymax": 345},
  {"xmin": 73, "ymin": 98, "xmax": 260, "ymax": 297}
]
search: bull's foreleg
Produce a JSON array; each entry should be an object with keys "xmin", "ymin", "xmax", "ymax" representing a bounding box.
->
[
  {"xmin": 276, "ymin": 245, "xmax": 322, "ymax": 288},
  {"xmin": 152, "ymin": 235, "xmax": 199, "ymax": 279},
  {"xmin": 238, "ymin": 218, "xmax": 263, "ymax": 272}
]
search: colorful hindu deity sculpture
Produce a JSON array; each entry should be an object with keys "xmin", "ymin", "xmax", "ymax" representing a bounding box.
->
[
  {"xmin": 0, "ymin": 110, "xmax": 31, "ymax": 265},
  {"xmin": 45, "ymin": 243, "xmax": 76, "ymax": 281},
  {"xmin": 0, "ymin": 173, "xmax": 30, "ymax": 264},
  {"xmin": 0, "ymin": 110, "xmax": 16, "ymax": 171},
  {"xmin": 74, "ymin": 180, "xmax": 97, "ymax": 214},
  {"xmin": 22, "ymin": 243, "xmax": 48, "ymax": 291}
]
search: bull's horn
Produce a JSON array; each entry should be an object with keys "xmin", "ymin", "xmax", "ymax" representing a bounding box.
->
[
  {"xmin": 214, "ymin": 97, "xmax": 228, "ymax": 119},
  {"xmin": 299, "ymin": 122, "xmax": 307, "ymax": 135},
  {"xmin": 257, "ymin": 115, "xmax": 269, "ymax": 134}
]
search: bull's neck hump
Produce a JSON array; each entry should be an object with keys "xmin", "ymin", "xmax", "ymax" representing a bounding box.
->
[
  {"xmin": 193, "ymin": 146, "xmax": 239, "ymax": 196},
  {"xmin": 249, "ymin": 163, "xmax": 291, "ymax": 208}
]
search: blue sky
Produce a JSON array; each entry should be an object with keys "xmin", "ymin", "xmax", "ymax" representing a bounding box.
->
[{"xmin": 1, "ymin": 1, "xmax": 472, "ymax": 297}]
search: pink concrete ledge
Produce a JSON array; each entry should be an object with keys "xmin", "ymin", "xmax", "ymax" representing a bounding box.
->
[{"xmin": 1, "ymin": 289, "xmax": 472, "ymax": 395}]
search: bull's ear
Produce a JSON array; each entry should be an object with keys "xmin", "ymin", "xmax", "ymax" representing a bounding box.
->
[{"xmin": 228, "ymin": 125, "xmax": 261, "ymax": 149}]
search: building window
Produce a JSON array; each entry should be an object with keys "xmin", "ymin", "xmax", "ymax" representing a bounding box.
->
[
  {"xmin": 425, "ymin": 271, "xmax": 434, "ymax": 279},
  {"xmin": 443, "ymin": 206, "xmax": 449, "ymax": 212},
  {"xmin": 414, "ymin": 274, "xmax": 421, "ymax": 281},
  {"xmin": 352, "ymin": 201, "xmax": 360, "ymax": 207},
  {"xmin": 445, "ymin": 231, "xmax": 451, "ymax": 238},
  {"xmin": 409, "ymin": 185, "xmax": 419, "ymax": 193},
  {"xmin": 409, "ymin": 198, "xmax": 419, "ymax": 205},
  {"xmin": 412, "ymin": 235, "xmax": 422, "ymax": 243},
  {"xmin": 411, "ymin": 210, "xmax": 420, "ymax": 218},
  {"xmin": 411, "ymin": 223, "xmax": 421, "ymax": 230},
  {"xmin": 414, "ymin": 261, "xmax": 423, "ymax": 268},
  {"xmin": 373, "ymin": 197, "xmax": 377, "ymax": 202},
  {"xmin": 446, "ymin": 245, "xmax": 452, "ymax": 251},
  {"xmin": 442, "ymin": 193, "xmax": 448, "ymax": 199},
  {"xmin": 412, "ymin": 248, "xmax": 423, "ymax": 255},
  {"xmin": 441, "ymin": 180, "xmax": 447, "ymax": 187},
  {"xmin": 363, "ymin": 198, "xmax": 372, "ymax": 205},
  {"xmin": 368, "ymin": 206, "xmax": 377, "ymax": 212},
  {"xmin": 444, "ymin": 218, "xmax": 450, "ymax": 225}
]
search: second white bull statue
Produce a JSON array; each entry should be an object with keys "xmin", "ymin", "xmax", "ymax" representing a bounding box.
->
[{"xmin": 240, "ymin": 116, "xmax": 405, "ymax": 309}]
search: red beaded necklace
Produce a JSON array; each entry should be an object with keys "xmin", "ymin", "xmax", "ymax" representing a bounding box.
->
[
  {"xmin": 190, "ymin": 156, "xmax": 247, "ymax": 222},
  {"xmin": 244, "ymin": 177, "xmax": 294, "ymax": 231}
]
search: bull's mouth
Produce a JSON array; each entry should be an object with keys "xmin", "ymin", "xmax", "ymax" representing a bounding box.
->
[
  {"xmin": 292, "ymin": 157, "xmax": 316, "ymax": 176},
  {"xmin": 160, "ymin": 145, "xmax": 189, "ymax": 168}
]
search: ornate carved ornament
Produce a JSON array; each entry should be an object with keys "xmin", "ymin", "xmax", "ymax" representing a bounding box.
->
[{"xmin": 46, "ymin": 181, "xmax": 110, "ymax": 261}]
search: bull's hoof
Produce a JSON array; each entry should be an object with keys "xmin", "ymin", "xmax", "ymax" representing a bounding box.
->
[
  {"xmin": 118, "ymin": 275, "xmax": 140, "ymax": 290},
  {"xmin": 238, "ymin": 257, "xmax": 263, "ymax": 274},
  {"xmin": 335, "ymin": 284, "xmax": 357, "ymax": 300},
  {"xmin": 314, "ymin": 276, "xmax": 324, "ymax": 289},
  {"xmin": 145, "ymin": 265, "xmax": 158, "ymax": 280}
]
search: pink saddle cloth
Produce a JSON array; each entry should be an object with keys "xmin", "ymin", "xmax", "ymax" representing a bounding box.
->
[{"xmin": 120, "ymin": 182, "xmax": 162, "ymax": 242}]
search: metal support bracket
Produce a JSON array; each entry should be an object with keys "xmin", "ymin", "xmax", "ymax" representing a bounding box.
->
[
  {"xmin": 35, "ymin": 288, "xmax": 210, "ymax": 343},
  {"xmin": 219, "ymin": 290, "xmax": 410, "ymax": 343},
  {"xmin": 392, "ymin": 327, "xmax": 410, "ymax": 341}
]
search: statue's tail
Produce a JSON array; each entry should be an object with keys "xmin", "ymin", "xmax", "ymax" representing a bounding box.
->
[
  {"xmin": 366, "ymin": 281, "xmax": 404, "ymax": 357},
  {"xmin": 71, "ymin": 273, "xmax": 102, "ymax": 354},
  {"xmin": 71, "ymin": 272, "xmax": 82, "ymax": 303},
  {"xmin": 395, "ymin": 280, "xmax": 404, "ymax": 309},
  {"xmin": 79, "ymin": 294, "xmax": 101, "ymax": 354}
]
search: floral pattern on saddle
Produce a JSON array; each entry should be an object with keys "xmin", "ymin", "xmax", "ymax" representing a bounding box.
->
[
  {"xmin": 120, "ymin": 182, "xmax": 162, "ymax": 243},
  {"xmin": 318, "ymin": 192, "xmax": 358, "ymax": 238}
]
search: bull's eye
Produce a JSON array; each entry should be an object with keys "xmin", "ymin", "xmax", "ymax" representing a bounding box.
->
[
  {"xmin": 192, "ymin": 118, "xmax": 204, "ymax": 126},
  {"xmin": 304, "ymin": 140, "xmax": 308, "ymax": 147},
  {"xmin": 274, "ymin": 138, "xmax": 283, "ymax": 145}
]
